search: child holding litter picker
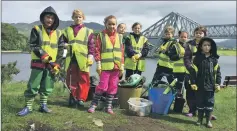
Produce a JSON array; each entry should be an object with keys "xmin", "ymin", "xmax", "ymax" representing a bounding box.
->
[
  {"xmin": 62, "ymin": 9, "xmax": 94, "ymax": 107},
  {"xmin": 189, "ymin": 37, "xmax": 221, "ymax": 128},
  {"xmin": 88, "ymin": 15, "xmax": 124, "ymax": 114}
]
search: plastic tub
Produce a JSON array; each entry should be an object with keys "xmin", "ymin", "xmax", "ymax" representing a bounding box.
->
[{"xmin": 127, "ymin": 98, "xmax": 153, "ymax": 117}]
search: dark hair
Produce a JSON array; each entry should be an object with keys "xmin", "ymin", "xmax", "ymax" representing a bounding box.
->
[
  {"xmin": 178, "ymin": 31, "xmax": 188, "ymax": 37},
  {"xmin": 194, "ymin": 26, "xmax": 207, "ymax": 36},
  {"xmin": 197, "ymin": 37, "xmax": 219, "ymax": 59},
  {"xmin": 132, "ymin": 22, "xmax": 142, "ymax": 29}
]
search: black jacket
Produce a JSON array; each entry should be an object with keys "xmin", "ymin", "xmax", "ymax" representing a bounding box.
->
[
  {"xmin": 29, "ymin": 6, "xmax": 64, "ymax": 65},
  {"xmin": 168, "ymin": 41, "xmax": 185, "ymax": 61},
  {"xmin": 190, "ymin": 37, "xmax": 221, "ymax": 91}
]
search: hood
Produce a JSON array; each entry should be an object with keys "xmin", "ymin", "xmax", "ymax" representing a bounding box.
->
[
  {"xmin": 197, "ymin": 37, "xmax": 219, "ymax": 59},
  {"xmin": 40, "ymin": 6, "xmax": 59, "ymax": 30}
]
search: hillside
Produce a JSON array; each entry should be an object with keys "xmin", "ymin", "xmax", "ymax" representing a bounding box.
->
[{"xmin": 10, "ymin": 20, "xmax": 104, "ymax": 37}]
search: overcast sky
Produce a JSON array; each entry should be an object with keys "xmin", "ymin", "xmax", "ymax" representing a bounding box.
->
[{"xmin": 2, "ymin": 1, "xmax": 236, "ymax": 32}]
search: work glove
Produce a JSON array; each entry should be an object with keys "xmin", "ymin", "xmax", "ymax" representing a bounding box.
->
[
  {"xmin": 179, "ymin": 51, "xmax": 185, "ymax": 57},
  {"xmin": 119, "ymin": 64, "xmax": 124, "ymax": 77},
  {"xmin": 41, "ymin": 54, "xmax": 52, "ymax": 63},
  {"xmin": 134, "ymin": 53, "xmax": 142, "ymax": 60},
  {"xmin": 96, "ymin": 61, "xmax": 102, "ymax": 76},
  {"xmin": 50, "ymin": 63, "xmax": 60, "ymax": 75},
  {"xmin": 191, "ymin": 84, "xmax": 198, "ymax": 90},
  {"xmin": 132, "ymin": 55, "xmax": 138, "ymax": 63},
  {"xmin": 87, "ymin": 55, "xmax": 94, "ymax": 66},
  {"xmin": 215, "ymin": 84, "xmax": 221, "ymax": 93}
]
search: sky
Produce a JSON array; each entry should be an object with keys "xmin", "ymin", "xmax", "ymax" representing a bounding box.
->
[{"xmin": 2, "ymin": 1, "xmax": 236, "ymax": 40}]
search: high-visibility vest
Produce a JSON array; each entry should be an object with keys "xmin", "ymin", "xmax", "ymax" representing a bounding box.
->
[
  {"xmin": 64, "ymin": 27, "xmax": 93, "ymax": 72},
  {"xmin": 124, "ymin": 35, "xmax": 147, "ymax": 72},
  {"xmin": 157, "ymin": 40, "xmax": 175, "ymax": 69},
  {"xmin": 99, "ymin": 32, "xmax": 123, "ymax": 70},
  {"xmin": 31, "ymin": 25, "xmax": 61, "ymax": 62},
  {"xmin": 173, "ymin": 43, "xmax": 186, "ymax": 73},
  {"xmin": 185, "ymin": 44, "xmax": 197, "ymax": 74},
  {"xmin": 192, "ymin": 63, "xmax": 219, "ymax": 84}
]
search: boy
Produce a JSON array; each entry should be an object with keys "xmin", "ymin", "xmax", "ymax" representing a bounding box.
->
[
  {"xmin": 189, "ymin": 37, "xmax": 221, "ymax": 128},
  {"xmin": 17, "ymin": 6, "xmax": 64, "ymax": 116},
  {"xmin": 152, "ymin": 26, "xmax": 177, "ymax": 84}
]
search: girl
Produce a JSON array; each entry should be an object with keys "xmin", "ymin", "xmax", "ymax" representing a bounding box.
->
[
  {"xmin": 88, "ymin": 15, "xmax": 124, "ymax": 114},
  {"xmin": 189, "ymin": 37, "xmax": 221, "ymax": 128},
  {"xmin": 124, "ymin": 22, "xmax": 149, "ymax": 79},
  {"xmin": 168, "ymin": 31, "xmax": 188, "ymax": 96},
  {"xmin": 63, "ymin": 9, "xmax": 94, "ymax": 107},
  {"xmin": 184, "ymin": 26, "xmax": 207, "ymax": 117}
]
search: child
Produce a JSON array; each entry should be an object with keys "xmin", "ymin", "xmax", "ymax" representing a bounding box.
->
[
  {"xmin": 62, "ymin": 9, "xmax": 94, "ymax": 107},
  {"xmin": 88, "ymin": 15, "xmax": 124, "ymax": 114},
  {"xmin": 183, "ymin": 26, "xmax": 207, "ymax": 117},
  {"xmin": 124, "ymin": 22, "xmax": 149, "ymax": 79},
  {"xmin": 168, "ymin": 31, "xmax": 188, "ymax": 95},
  {"xmin": 151, "ymin": 26, "xmax": 177, "ymax": 84},
  {"xmin": 17, "ymin": 6, "xmax": 64, "ymax": 116},
  {"xmin": 117, "ymin": 23, "xmax": 127, "ymax": 80},
  {"xmin": 189, "ymin": 37, "xmax": 221, "ymax": 128}
]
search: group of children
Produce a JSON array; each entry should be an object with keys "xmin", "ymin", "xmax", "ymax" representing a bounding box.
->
[{"xmin": 17, "ymin": 6, "xmax": 221, "ymax": 128}]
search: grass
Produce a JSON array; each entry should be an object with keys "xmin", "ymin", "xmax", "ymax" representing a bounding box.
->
[
  {"xmin": 2, "ymin": 82, "xmax": 236, "ymax": 131},
  {"xmin": 217, "ymin": 49, "xmax": 236, "ymax": 56}
]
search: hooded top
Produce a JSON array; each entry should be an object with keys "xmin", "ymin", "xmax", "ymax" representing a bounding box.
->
[
  {"xmin": 196, "ymin": 37, "xmax": 219, "ymax": 59},
  {"xmin": 40, "ymin": 6, "xmax": 59, "ymax": 30}
]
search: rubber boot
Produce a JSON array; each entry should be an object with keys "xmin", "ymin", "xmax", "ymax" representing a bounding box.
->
[
  {"xmin": 39, "ymin": 104, "xmax": 52, "ymax": 113},
  {"xmin": 68, "ymin": 94, "xmax": 76, "ymax": 107},
  {"xmin": 88, "ymin": 93, "xmax": 102, "ymax": 113},
  {"xmin": 205, "ymin": 110, "xmax": 213, "ymax": 128},
  {"xmin": 105, "ymin": 94, "xmax": 114, "ymax": 115},
  {"xmin": 17, "ymin": 107, "xmax": 31, "ymax": 116},
  {"xmin": 196, "ymin": 109, "xmax": 204, "ymax": 126}
]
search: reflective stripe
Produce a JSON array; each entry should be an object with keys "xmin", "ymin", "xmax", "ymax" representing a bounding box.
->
[
  {"xmin": 158, "ymin": 55, "xmax": 170, "ymax": 62},
  {"xmin": 197, "ymin": 107, "xmax": 204, "ymax": 110},
  {"xmin": 174, "ymin": 63, "xmax": 184, "ymax": 66},
  {"xmin": 68, "ymin": 39, "xmax": 88, "ymax": 45}
]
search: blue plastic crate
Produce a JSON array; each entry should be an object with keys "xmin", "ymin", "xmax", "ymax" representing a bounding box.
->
[{"xmin": 148, "ymin": 87, "xmax": 175, "ymax": 115}]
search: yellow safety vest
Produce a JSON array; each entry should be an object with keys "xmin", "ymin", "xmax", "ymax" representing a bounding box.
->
[
  {"xmin": 124, "ymin": 35, "xmax": 147, "ymax": 72},
  {"xmin": 192, "ymin": 63, "xmax": 219, "ymax": 84},
  {"xmin": 173, "ymin": 43, "xmax": 186, "ymax": 73},
  {"xmin": 64, "ymin": 27, "xmax": 93, "ymax": 72},
  {"xmin": 157, "ymin": 41, "xmax": 174, "ymax": 69},
  {"xmin": 185, "ymin": 44, "xmax": 197, "ymax": 74},
  {"xmin": 31, "ymin": 25, "xmax": 61, "ymax": 62},
  {"xmin": 100, "ymin": 32, "xmax": 123, "ymax": 70}
]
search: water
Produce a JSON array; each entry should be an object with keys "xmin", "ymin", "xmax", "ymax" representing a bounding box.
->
[{"xmin": 1, "ymin": 53, "xmax": 236, "ymax": 84}]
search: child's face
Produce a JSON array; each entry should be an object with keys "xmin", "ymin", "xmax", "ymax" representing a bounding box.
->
[
  {"xmin": 132, "ymin": 25, "xmax": 141, "ymax": 35},
  {"xmin": 105, "ymin": 18, "xmax": 117, "ymax": 32},
  {"xmin": 73, "ymin": 14, "xmax": 84, "ymax": 25},
  {"xmin": 201, "ymin": 41, "xmax": 211, "ymax": 53},
  {"xmin": 118, "ymin": 24, "xmax": 126, "ymax": 34},
  {"xmin": 195, "ymin": 30, "xmax": 205, "ymax": 40},
  {"xmin": 165, "ymin": 32, "xmax": 173, "ymax": 39},
  {"xmin": 43, "ymin": 14, "xmax": 55, "ymax": 28},
  {"xmin": 179, "ymin": 32, "xmax": 188, "ymax": 43}
]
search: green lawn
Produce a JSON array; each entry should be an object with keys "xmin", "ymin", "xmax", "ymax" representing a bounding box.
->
[
  {"xmin": 2, "ymin": 82, "xmax": 236, "ymax": 131},
  {"xmin": 217, "ymin": 49, "xmax": 236, "ymax": 56}
]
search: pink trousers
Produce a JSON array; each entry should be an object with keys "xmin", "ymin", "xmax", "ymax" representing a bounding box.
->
[{"xmin": 95, "ymin": 70, "xmax": 119, "ymax": 95}]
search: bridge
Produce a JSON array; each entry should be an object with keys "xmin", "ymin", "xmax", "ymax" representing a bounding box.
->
[{"xmin": 141, "ymin": 12, "xmax": 237, "ymax": 56}]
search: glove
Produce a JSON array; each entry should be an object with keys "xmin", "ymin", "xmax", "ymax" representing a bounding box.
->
[
  {"xmin": 119, "ymin": 64, "xmax": 124, "ymax": 77},
  {"xmin": 41, "ymin": 54, "xmax": 51, "ymax": 63},
  {"xmin": 215, "ymin": 84, "xmax": 221, "ymax": 93},
  {"xmin": 191, "ymin": 84, "xmax": 198, "ymax": 90},
  {"xmin": 87, "ymin": 55, "xmax": 94, "ymax": 66},
  {"xmin": 132, "ymin": 55, "xmax": 138, "ymax": 63},
  {"xmin": 50, "ymin": 63, "xmax": 60, "ymax": 75},
  {"xmin": 134, "ymin": 53, "xmax": 142, "ymax": 60},
  {"xmin": 179, "ymin": 51, "xmax": 185, "ymax": 57},
  {"xmin": 96, "ymin": 61, "xmax": 102, "ymax": 76}
]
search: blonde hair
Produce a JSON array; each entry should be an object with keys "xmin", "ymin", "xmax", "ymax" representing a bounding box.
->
[
  {"xmin": 103, "ymin": 15, "xmax": 117, "ymax": 25},
  {"xmin": 117, "ymin": 23, "xmax": 126, "ymax": 29},
  {"xmin": 72, "ymin": 9, "xmax": 85, "ymax": 20},
  {"xmin": 164, "ymin": 26, "xmax": 175, "ymax": 34}
]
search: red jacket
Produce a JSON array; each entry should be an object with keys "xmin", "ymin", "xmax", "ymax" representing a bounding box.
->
[{"xmin": 94, "ymin": 29, "xmax": 124, "ymax": 70}]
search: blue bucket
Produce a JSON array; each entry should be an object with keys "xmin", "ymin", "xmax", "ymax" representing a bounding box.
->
[{"xmin": 148, "ymin": 86, "xmax": 175, "ymax": 115}]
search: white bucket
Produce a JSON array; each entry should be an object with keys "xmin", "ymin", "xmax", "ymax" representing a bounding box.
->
[{"xmin": 127, "ymin": 98, "xmax": 153, "ymax": 117}]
